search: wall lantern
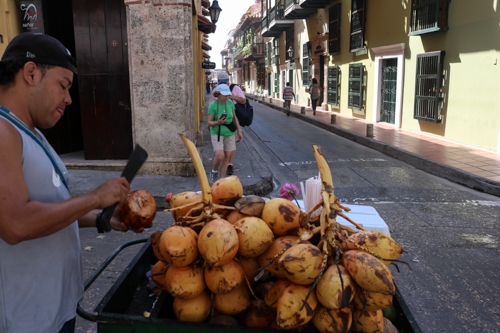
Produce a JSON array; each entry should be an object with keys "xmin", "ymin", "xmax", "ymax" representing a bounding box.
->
[
  {"xmin": 287, "ymin": 46, "xmax": 300, "ymax": 63},
  {"xmin": 209, "ymin": 0, "xmax": 222, "ymax": 24}
]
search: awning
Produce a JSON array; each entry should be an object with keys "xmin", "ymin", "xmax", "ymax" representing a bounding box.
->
[
  {"xmin": 198, "ymin": 15, "xmax": 215, "ymax": 34},
  {"xmin": 202, "ymin": 42, "xmax": 212, "ymax": 51},
  {"xmin": 202, "ymin": 0, "xmax": 210, "ymax": 9},
  {"xmin": 202, "ymin": 50, "xmax": 210, "ymax": 59},
  {"xmin": 202, "ymin": 8, "xmax": 210, "ymax": 16}
]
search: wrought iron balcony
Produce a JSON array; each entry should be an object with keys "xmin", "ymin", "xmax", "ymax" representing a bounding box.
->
[
  {"xmin": 262, "ymin": 5, "xmax": 294, "ymax": 37},
  {"xmin": 234, "ymin": 45, "xmax": 243, "ymax": 60},
  {"xmin": 244, "ymin": 43, "xmax": 266, "ymax": 61},
  {"xmin": 284, "ymin": 0, "xmax": 317, "ymax": 19},
  {"xmin": 299, "ymin": 0, "xmax": 336, "ymax": 9}
]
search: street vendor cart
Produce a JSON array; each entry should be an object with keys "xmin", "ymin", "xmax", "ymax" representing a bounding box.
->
[{"xmin": 77, "ymin": 238, "xmax": 422, "ymax": 333}]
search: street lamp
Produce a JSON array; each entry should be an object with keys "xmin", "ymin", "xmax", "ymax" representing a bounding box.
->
[
  {"xmin": 287, "ymin": 46, "xmax": 300, "ymax": 62},
  {"xmin": 209, "ymin": 0, "xmax": 222, "ymax": 24}
]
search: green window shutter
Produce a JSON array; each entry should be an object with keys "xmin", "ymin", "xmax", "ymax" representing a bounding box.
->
[
  {"xmin": 265, "ymin": 42, "xmax": 269, "ymax": 67},
  {"xmin": 327, "ymin": 65, "xmax": 339, "ymax": 106},
  {"xmin": 348, "ymin": 63, "xmax": 364, "ymax": 110},
  {"xmin": 350, "ymin": 0, "xmax": 366, "ymax": 52},
  {"xmin": 328, "ymin": 3, "xmax": 341, "ymax": 55},
  {"xmin": 409, "ymin": 0, "xmax": 450, "ymax": 35},
  {"xmin": 414, "ymin": 51, "xmax": 445, "ymax": 123},
  {"xmin": 302, "ymin": 43, "xmax": 310, "ymax": 87},
  {"xmin": 274, "ymin": 72, "xmax": 279, "ymax": 95}
]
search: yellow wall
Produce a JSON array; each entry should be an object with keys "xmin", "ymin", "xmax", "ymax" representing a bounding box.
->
[
  {"xmin": 0, "ymin": 0, "xmax": 21, "ymax": 56},
  {"xmin": 403, "ymin": 0, "xmax": 500, "ymax": 151}
]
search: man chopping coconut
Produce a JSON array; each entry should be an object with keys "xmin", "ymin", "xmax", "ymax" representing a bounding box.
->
[{"xmin": 0, "ymin": 33, "xmax": 144, "ymax": 333}]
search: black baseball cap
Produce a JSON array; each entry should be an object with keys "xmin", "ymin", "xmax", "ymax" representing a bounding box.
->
[{"xmin": 1, "ymin": 33, "xmax": 77, "ymax": 74}]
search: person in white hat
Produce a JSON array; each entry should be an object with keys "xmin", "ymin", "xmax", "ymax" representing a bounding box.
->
[
  {"xmin": 207, "ymin": 84, "xmax": 243, "ymax": 184},
  {"xmin": 208, "ymin": 72, "xmax": 246, "ymax": 177}
]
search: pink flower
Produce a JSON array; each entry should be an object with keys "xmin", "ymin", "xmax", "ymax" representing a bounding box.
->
[{"xmin": 280, "ymin": 183, "xmax": 300, "ymax": 201}]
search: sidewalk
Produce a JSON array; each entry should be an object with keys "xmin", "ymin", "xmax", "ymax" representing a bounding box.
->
[
  {"xmin": 62, "ymin": 93, "xmax": 273, "ymax": 208},
  {"xmin": 247, "ymin": 93, "xmax": 500, "ymax": 197}
]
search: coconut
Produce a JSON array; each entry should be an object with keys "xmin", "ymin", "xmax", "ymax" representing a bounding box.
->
[
  {"xmin": 343, "ymin": 250, "xmax": 395, "ymax": 296},
  {"xmin": 346, "ymin": 230, "xmax": 403, "ymax": 266},
  {"xmin": 352, "ymin": 289, "xmax": 393, "ymax": 312},
  {"xmin": 150, "ymin": 260, "xmax": 169, "ymax": 290},
  {"xmin": 278, "ymin": 243, "xmax": 324, "ymax": 285},
  {"xmin": 234, "ymin": 217, "xmax": 275, "ymax": 258},
  {"xmin": 239, "ymin": 300, "xmax": 276, "ymax": 328},
  {"xmin": 168, "ymin": 191, "xmax": 202, "ymax": 220},
  {"xmin": 205, "ymin": 260, "xmax": 244, "ymax": 294},
  {"xmin": 276, "ymin": 284, "xmax": 318, "ymax": 329},
  {"xmin": 264, "ymin": 279, "xmax": 294, "ymax": 309},
  {"xmin": 165, "ymin": 265, "xmax": 205, "ymax": 299},
  {"xmin": 352, "ymin": 309, "xmax": 384, "ymax": 333},
  {"xmin": 239, "ymin": 256, "xmax": 260, "ymax": 286},
  {"xmin": 316, "ymin": 265, "xmax": 357, "ymax": 310},
  {"xmin": 150, "ymin": 231, "xmax": 166, "ymax": 262},
  {"xmin": 119, "ymin": 190, "xmax": 156, "ymax": 229},
  {"xmin": 198, "ymin": 219, "xmax": 239, "ymax": 266},
  {"xmin": 159, "ymin": 226, "xmax": 198, "ymax": 267},
  {"xmin": 254, "ymin": 281, "xmax": 275, "ymax": 300},
  {"xmin": 214, "ymin": 284, "xmax": 251, "ymax": 315},
  {"xmin": 226, "ymin": 210, "xmax": 248, "ymax": 224},
  {"xmin": 312, "ymin": 306, "xmax": 352, "ymax": 333},
  {"xmin": 211, "ymin": 176, "xmax": 243, "ymax": 206},
  {"xmin": 258, "ymin": 236, "xmax": 301, "ymax": 278},
  {"xmin": 261, "ymin": 198, "xmax": 301, "ymax": 237},
  {"xmin": 173, "ymin": 291, "xmax": 211, "ymax": 322}
]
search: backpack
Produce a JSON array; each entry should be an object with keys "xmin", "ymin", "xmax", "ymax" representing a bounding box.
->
[{"xmin": 230, "ymin": 84, "xmax": 253, "ymax": 127}]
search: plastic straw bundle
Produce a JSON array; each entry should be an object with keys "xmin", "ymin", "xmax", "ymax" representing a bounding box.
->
[{"xmin": 300, "ymin": 173, "xmax": 323, "ymax": 218}]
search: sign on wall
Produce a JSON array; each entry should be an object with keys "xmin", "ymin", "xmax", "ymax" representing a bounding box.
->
[
  {"xmin": 19, "ymin": 0, "xmax": 45, "ymax": 34},
  {"xmin": 202, "ymin": 61, "xmax": 216, "ymax": 69}
]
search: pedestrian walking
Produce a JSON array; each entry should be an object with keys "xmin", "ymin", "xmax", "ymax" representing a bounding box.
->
[
  {"xmin": 208, "ymin": 72, "xmax": 246, "ymax": 176},
  {"xmin": 283, "ymin": 82, "xmax": 296, "ymax": 117},
  {"xmin": 206, "ymin": 79, "xmax": 211, "ymax": 94},
  {"xmin": 309, "ymin": 78, "xmax": 321, "ymax": 113},
  {"xmin": 207, "ymin": 84, "xmax": 242, "ymax": 184},
  {"xmin": 0, "ymin": 33, "xmax": 145, "ymax": 333}
]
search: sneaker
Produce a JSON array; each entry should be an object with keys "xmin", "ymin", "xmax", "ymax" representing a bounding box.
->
[
  {"xmin": 209, "ymin": 170, "xmax": 218, "ymax": 184},
  {"xmin": 226, "ymin": 164, "xmax": 234, "ymax": 176},
  {"xmin": 286, "ymin": 110, "xmax": 291, "ymax": 117}
]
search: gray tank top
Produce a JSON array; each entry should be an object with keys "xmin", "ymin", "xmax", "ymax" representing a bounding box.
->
[{"xmin": 0, "ymin": 115, "xmax": 84, "ymax": 333}]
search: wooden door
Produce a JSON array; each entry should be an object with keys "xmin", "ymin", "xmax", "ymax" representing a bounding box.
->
[
  {"xmin": 72, "ymin": 0, "xmax": 133, "ymax": 159},
  {"xmin": 39, "ymin": 0, "xmax": 83, "ymax": 154}
]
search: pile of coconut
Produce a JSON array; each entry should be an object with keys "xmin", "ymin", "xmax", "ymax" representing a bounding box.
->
[{"xmin": 149, "ymin": 175, "xmax": 404, "ymax": 333}]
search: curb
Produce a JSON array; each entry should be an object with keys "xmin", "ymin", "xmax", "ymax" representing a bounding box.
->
[{"xmin": 248, "ymin": 96, "xmax": 500, "ymax": 197}]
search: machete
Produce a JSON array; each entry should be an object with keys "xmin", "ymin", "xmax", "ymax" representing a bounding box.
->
[{"xmin": 95, "ymin": 145, "xmax": 148, "ymax": 233}]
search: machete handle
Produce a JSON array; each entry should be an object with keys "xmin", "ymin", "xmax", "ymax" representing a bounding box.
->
[{"xmin": 96, "ymin": 204, "xmax": 118, "ymax": 233}]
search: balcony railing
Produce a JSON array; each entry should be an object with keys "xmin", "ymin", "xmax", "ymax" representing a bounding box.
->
[
  {"xmin": 262, "ymin": 15, "xmax": 268, "ymax": 31},
  {"xmin": 234, "ymin": 45, "xmax": 243, "ymax": 58},
  {"xmin": 285, "ymin": 0, "xmax": 299, "ymax": 9},
  {"xmin": 244, "ymin": 43, "xmax": 266, "ymax": 60}
]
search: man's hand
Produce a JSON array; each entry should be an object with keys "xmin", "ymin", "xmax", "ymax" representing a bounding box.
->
[
  {"xmin": 92, "ymin": 177, "xmax": 130, "ymax": 210},
  {"xmin": 110, "ymin": 207, "xmax": 145, "ymax": 233}
]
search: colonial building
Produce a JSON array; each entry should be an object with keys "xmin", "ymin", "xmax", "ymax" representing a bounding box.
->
[
  {"xmin": 244, "ymin": 0, "xmax": 500, "ymax": 153},
  {"xmin": 0, "ymin": 0, "xmax": 219, "ymax": 175}
]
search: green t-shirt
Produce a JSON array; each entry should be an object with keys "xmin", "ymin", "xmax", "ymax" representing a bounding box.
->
[{"xmin": 208, "ymin": 100, "xmax": 236, "ymax": 137}]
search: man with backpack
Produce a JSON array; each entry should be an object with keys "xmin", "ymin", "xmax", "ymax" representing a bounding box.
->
[{"xmin": 208, "ymin": 72, "xmax": 248, "ymax": 176}]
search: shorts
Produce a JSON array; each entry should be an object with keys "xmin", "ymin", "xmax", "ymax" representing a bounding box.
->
[{"xmin": 211, "ymin": 134, "xmax": 236, "ymax": 152}]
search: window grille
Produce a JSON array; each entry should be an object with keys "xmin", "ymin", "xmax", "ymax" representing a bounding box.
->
[
  {"xmin": 410, "ymin": 0, "xmax": 450, "ymax": 35},
  {"xmin": 327, "ymin": 65, "xmax": 339, "ymax": 106},
  {"xmin": 349, "ymin": 0, "xmax": 366, "ymax": 52},
  {"xmin": 302, "ymin": 43, "xmax": 310, "ymax": 87},
  {"xmin": 274, "ymin": 72, "xmax": 279, "ymax": 96},
  {"xmin": 414, "ymin": 51, "xmax": 445, "ymax": 123},
  {"xmin": 328, "ymin": 3, "xmax": 341, "ymax": 55},
  {"xmin": 348, "ymin": 63, "xmax": 364, "ymax": 110}
]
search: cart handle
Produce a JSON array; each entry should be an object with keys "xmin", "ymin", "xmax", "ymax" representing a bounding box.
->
[{"xmin": 77, "ymin": 238, "xmax": 148, "ymax": 323}]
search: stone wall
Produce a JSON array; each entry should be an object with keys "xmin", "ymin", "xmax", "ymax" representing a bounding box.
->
[{"xmin": 125, "ymin": 0, "xmax": 195, "ymax": 176}]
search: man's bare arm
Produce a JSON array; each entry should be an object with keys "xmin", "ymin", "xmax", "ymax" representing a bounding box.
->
[{"xmin": 0, "ymin": 119, "xmax": 130, "ymax": 245}]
